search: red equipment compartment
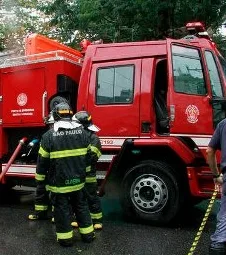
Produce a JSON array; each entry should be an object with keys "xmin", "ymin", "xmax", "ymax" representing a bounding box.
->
[
  {"xmin": 2, "ymin": 67, "xmax": 45, "ymax": 125},
  {"xmin": 1, "ymin": 59, "xmax": 82, "ymax": 126}
]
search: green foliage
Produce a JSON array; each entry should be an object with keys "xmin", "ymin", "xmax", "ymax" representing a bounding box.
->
[
  {"xmin": 1, "ymin": 0, "xmax": 226, "ymax": 52},
  {"xmin": 213, "ymin": 32, "xmax": 226, "ymax": 58},
  {"xmin": 0, "ymin": 0, "xmax": 52, "ymax": 52},
  {"xmin": 37, "ymin": 0, "xmax": 226, "ymax": 44},
  {"xmin": 0, "ymin": 24, "xmax": 6, "ymax": 51}
]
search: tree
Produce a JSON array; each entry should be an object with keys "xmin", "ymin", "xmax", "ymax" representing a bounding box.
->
[
  {"xmin": 0, "ymin": 0, "xmax": 52, "ymax": 53},
  {"xmin": 1, "ymin": 0, "xmax": 226, "ymax": 55},
  {"xmin": 38, "ymin": 0, "xmax": 226, "ymax": 44},
  {"xmin": 213, "ymin": 32, "xmax": 226, "ymax": 58}
]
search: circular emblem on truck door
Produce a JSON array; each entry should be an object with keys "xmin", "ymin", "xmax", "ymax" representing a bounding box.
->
[
  {"xmin": 17, "ymin": 93, "xmax": 27, "ymax": 106},
  {"xmin": 185, "ymin": 104, "xmax": 199, "ymax": 123}
]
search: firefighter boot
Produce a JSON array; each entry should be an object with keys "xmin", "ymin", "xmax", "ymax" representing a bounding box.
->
[
  {"xmin": 71, "ymin": 221, "xmax": 78, "ymax": 228},
  {"xmin": 58, "ymin": 238, "xmax": 73, "ymax": 247},
  {"xmin": 209, "ymin": 242, "xmax": 226, "ymax": 254},
  {"xmin": 81, "ymin": 232, "xmax": 95, "ymax": 243},
  {"xmin": 28, "ymin": 210, "xmax": 48, "ymax": 220},
  {"xmin": 93, "ymin": 223, "xmax": 103, "ymax": 230}
]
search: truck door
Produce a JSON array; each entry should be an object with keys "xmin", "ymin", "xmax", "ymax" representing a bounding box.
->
[
  {"xmin": 166, "ymin": 39, "xmax": 225, "ymax": 135},
  {"xmin": 87, "ymin": 60, "xmax": 141, "ymax": 138}
]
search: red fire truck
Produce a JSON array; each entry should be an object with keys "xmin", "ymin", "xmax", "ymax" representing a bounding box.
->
[{"xmin": 0, "ymin": 22, "xmax": 225, "ymax": 225}]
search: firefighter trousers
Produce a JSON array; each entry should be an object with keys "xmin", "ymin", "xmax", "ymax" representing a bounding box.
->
[
  {"xmin": 33, "ymin": 182, "xmax": 50, "ymax": 218},
  {"xmin": 85, "ymin": 182, "xmax": 103, "ymax": 224},
  {"xmin": 51, "ymin": 188, "xmax": 94, "ymax": 242}
]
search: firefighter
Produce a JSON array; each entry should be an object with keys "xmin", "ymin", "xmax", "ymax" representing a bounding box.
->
[
  {"xmin": 28, "ymin": 112, "xmax": 54, "ymax": 221},
  {"xmin": 35, "ymin": 103, "xmax": 95, "ymax": 246},
  {"xmin": 72, "ymin": 111, "xmax": 103, "ymax": 230},
  {"xmin": 28, "ymin": 111, "xmax": 78, "ymax": 225}
]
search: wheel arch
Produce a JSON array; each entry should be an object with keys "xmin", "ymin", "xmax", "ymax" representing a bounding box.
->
[
  {"xmin": 107, "ymin": 138, "xmax": 192, "ymax": 200},
  {"xmin": 112, "ymin": 140, "xmax": 189, "ymax": 182}
]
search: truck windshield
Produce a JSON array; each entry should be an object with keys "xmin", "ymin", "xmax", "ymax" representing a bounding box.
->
[{"xmin": 218, "ymin": 55, "xmax": 226, "ymax": 79}]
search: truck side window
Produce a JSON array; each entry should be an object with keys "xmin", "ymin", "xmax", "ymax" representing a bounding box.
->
[
  {"xmin": 96, "ymin": 65, "xmax": 134, "ymax": 104},
  {"xmin": 172, "ymin": 45, "xmax": 206, "ymax": 95},
  {"xmin": 218, "ymin": 55, "xmax": 226, "ymax": 79},
  {"xmin": 205, "ymin": 51, "xmax": 225, "ymax": 127},
  {"xmin": 205, "ymin": 51, "xmax": 223, "ymax": 97}
]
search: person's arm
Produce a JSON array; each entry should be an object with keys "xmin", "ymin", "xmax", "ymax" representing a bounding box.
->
[
  {"xmin": 36, "ymin": 133, "xmax": 50, "ymax": 184},
  {"xmin": 206, "ymin": 124, "xmax": 223, "ymax": 186},
  {"xmin": 206, "ymin": 147, "xmax": 223, "ymax": 186},
  {"xmin": 90, "ymin": 133, "xmax": 102, "ymax": 164},
  {"xmin": 206, "ymin": 146, "xmax": 220, "ymax": 177}
]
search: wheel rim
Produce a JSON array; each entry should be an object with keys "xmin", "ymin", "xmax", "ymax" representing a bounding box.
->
[{"xmin": 130, "ymin": 174, "xmax": 168, "ymax": 213}]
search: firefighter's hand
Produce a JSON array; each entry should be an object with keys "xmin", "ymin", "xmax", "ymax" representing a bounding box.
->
[{"xmin": 214, "ymin": 174, "xmax": 223, "ymax": 192}]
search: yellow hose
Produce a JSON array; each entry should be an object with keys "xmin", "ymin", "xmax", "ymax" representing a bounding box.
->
[{"xmin": 187, "ymin": 189, "xmax": 218, "ymax": 255}]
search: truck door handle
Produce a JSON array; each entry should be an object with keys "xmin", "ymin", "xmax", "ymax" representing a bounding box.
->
[
  {"xmin": 42, "ymin": 91, "xmax": 48, "ymax": 121},
  {"xmin": 141, "ymin": 121, "xmax": 151, "ymax": 133}
]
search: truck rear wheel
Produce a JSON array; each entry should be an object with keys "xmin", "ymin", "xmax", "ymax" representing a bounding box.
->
[{"xmin": 122, "ymin": 160, "xmax": 182, "ymax": 225}]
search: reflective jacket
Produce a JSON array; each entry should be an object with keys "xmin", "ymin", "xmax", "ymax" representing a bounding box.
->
[
  {"xmin": 85, "ymin": 131, "xmax": 102, "ymax": 183},
  {"xmin": 36, "ymin": 121, "xmax": 91, "ymax": 193}
]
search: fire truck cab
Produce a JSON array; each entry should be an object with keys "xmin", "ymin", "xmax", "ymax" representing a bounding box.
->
[{"xmin": 0, "ymin": 22, "xmax": 226, "ymax": 225}]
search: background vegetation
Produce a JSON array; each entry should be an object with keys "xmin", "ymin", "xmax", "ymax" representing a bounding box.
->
[{"xmin": 0, "ymin": 0, "xmax": 226, "ymax": 55}]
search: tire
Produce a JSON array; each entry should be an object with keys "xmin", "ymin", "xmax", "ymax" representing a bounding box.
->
[
  {"xmin": 49, "ymin": 96, "xmax": 69, "ymax": 111},
  {"xmin": 122, "ymin": 160, "xmax": 182, "ymax": 225}
]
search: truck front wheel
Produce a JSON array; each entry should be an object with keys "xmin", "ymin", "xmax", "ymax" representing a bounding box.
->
[{"xmin": 122, "ymin": 160, "xmax": 182, "ymax": 225}]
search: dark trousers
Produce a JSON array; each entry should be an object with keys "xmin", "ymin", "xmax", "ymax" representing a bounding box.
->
[
  {"xmin": 34, "ymin": 182, "xmax": 50, "ymax": 212},
  {"xmin": 85, "ymin": 183, "xmax": 102, "ymax": 224},
  {"xmin": 51, "ymin": 189, "xmax": 93, "ymax": 240},
  {"xmin": 211, "ymin": 174, "xmax": 226, "ymax": 244}
]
